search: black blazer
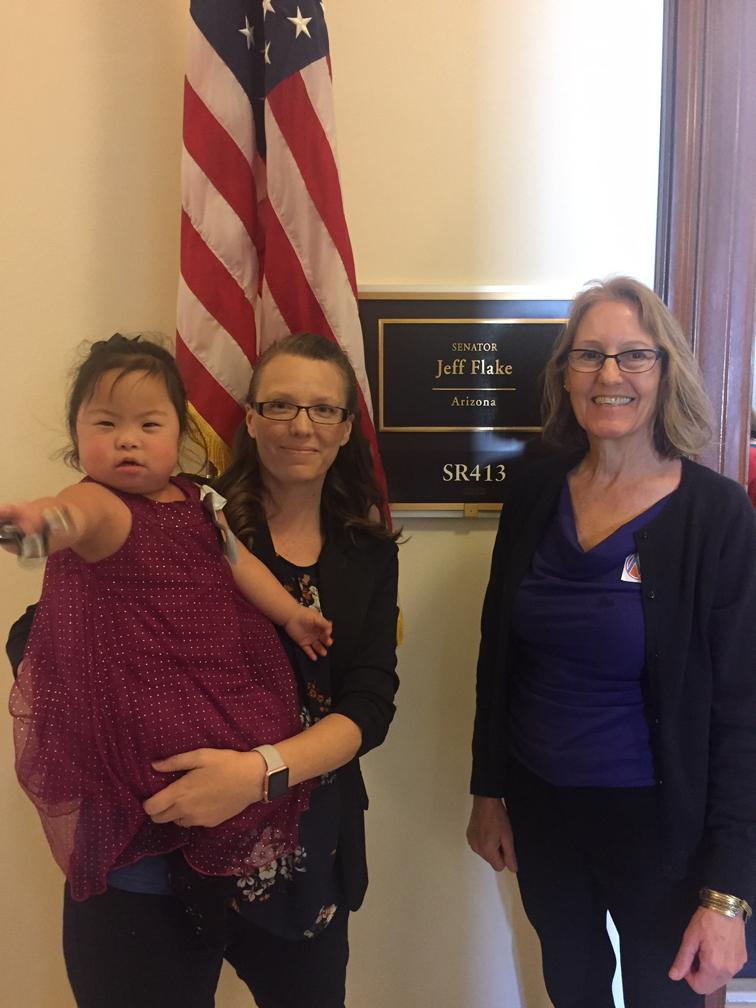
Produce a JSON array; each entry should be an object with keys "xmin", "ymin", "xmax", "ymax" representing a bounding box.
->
[
  {"xmin": 248, "ymin": 517, "xmax": 399, "ymax": 909},
  {"xmin": 472, "ymin": 452, "xmax": 756, "ymax": 901},
  {"xmin": 7, "ymin": 517, "xmax": 399, "ymax": 912}
]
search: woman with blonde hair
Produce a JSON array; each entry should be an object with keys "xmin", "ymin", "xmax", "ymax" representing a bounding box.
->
[{"xmin": 467, "ymin": 276, "xmax": 756, "ymax": 1006}]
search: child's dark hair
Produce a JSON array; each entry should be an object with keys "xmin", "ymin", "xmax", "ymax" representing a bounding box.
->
[
  {"xmin": 64, "ymin": 334, "xmax": 192, "ymax": 469},
  {"xmin": 216, "ymin": 332, "xmax": 397, "ymax": 542}
]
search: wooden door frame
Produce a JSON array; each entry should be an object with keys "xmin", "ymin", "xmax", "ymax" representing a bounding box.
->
[
  {"xmin": 656, "ymin": 5, "xmax": 755, "ymax": 1004},
  {"xmin": 655, "ymin": 0, "xmax": 756, "ymax": 483}
]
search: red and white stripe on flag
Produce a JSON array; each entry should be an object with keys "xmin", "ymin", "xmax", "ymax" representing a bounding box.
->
[{"xmin": 176, "ymin": 0, "xmax": 386, "ymax": 507}]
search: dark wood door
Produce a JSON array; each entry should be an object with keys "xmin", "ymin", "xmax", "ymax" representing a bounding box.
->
[{"xmin": 656, "ymin": 0, "xmax": 756, "ymax": 484}]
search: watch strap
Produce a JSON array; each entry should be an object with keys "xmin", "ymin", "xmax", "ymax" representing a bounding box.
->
[
  {"xmin": 251, "ymin": 744, "xmax": 289, "ymax": 802},
  {"xmin": 252, "ymin": 744, "xmax": 286, "ymax": 774}
]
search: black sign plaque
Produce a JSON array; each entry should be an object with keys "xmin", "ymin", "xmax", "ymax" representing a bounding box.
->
[{"xmin": 360, "ymin": 295, "xmax": 569, "ymax": 512}]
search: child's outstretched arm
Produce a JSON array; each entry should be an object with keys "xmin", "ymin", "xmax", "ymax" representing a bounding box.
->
[
  {"xmin": 0, "ymin": 483, "xmax": 130, "ymax": 561},
  {"xmin": 220, "ymin": 524, "xmax": 332, "ymax": 661}
]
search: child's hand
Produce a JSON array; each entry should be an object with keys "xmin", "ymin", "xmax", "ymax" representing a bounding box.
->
[
  {"xmin": 0, "ymin": 499, "xmax": 70, "ymax": 556},
  {"xmin": 283, "ymin": 607, "xmax": 333, "ymax": 661},
  {"xmin": 0, "ymin": 499, "xmax": 61, "ymax": 538}
]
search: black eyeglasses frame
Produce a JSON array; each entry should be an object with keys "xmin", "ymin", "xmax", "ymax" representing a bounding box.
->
[
  {"xmin": 253, "ymin": 401, "xmax": 350, "ymax": 425},
  {"xmin": 566, "ymin": 348, "xmax": 664, "ymax": 374}
]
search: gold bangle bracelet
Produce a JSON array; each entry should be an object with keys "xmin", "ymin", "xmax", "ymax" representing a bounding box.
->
[{"xmin": 699, "ymin": 887, "xmax": 753, "ymax": 921}]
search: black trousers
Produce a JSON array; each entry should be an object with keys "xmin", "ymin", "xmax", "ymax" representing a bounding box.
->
[
  {"xmin": 505, "ymin": 759, "xmax": 704, "ymax": 1008},
  {"xmin": 63, "ymin": 885, "xmax": 349, "ymax": 1008}
]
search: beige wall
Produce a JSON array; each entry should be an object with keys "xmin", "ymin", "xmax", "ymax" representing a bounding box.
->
[
  {"xmin": 1, "ymin": 4, "xmax": 186, "ymax": 1006},
  {"xmin": 0, "ymin": 2, "xmax": 662, "ymax": 1006}
]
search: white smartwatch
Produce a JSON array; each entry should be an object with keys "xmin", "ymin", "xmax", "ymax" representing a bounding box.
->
[{"xmin": 251, "ymin": 744, "xmax": 290, "ymax": 802}]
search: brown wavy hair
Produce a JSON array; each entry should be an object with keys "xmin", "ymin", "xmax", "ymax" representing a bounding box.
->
[
  {"xmin": 216, "ymin": 333, "xmax": 397, "ymax": 543},
  {"xmin": 541, "ymin": 276, "xmax": 712, "ymax": 458}
]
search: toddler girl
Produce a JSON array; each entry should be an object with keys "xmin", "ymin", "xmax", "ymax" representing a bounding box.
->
[{"xmin": 3, "ymin": 334, "xmax": 331, "ymax": 901}]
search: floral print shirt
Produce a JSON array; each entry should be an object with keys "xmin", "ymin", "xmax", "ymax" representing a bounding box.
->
[{"xmin": 231, "ymin": 557, "xmax": 341, "ymax": 940}]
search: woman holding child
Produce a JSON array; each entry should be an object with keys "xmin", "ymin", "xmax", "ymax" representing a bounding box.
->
[{"xmin": 6, "ymin": 331, "xmax": 399, "ymax": 1008}]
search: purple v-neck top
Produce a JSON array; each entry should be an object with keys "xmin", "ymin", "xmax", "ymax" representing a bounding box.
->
[{"xmin": 508, "ymin": 481, "xmax": 673, "ymax": 788}]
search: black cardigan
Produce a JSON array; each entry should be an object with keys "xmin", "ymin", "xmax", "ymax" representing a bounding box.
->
[
  {"xmin": 7, "ymin": 517, "xmax": 399, "ymax": 912},
  {"xmin": 250, "ymin": 517, "xmax": 400, "ymax": 909},
  {"xmin": 471, "ymin": 453, "xmax": 756, "ymax": 902}
]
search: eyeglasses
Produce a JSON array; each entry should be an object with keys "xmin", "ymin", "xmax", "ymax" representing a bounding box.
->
[
  {"xmin": 566, "ymin": 348, "xmax": 664, "ymax": 374},
  {"xmin": 254, "ymin": 401, "xmax": 350, "ymax": 425}
]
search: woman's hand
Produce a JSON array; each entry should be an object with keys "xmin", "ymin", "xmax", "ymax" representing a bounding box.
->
[
  {"xmin": 668, "ymin": 906, "xmax": 747, "ymax": 994},
  {"xmin": 143, "ymin": 748, "xmax": 266, "ymax": 828},
  {"xmin": 283, "ymin": 607, "xmax": 333, "ymax": 660},
  {"xmin": 466, "ymin": 796, "xmax": 518, "ymax": 872}
]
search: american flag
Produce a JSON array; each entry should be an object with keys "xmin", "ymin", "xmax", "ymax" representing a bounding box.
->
[{"xmin": 177, "ymin": 0, "xmax": 385, "ymax": 494}]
